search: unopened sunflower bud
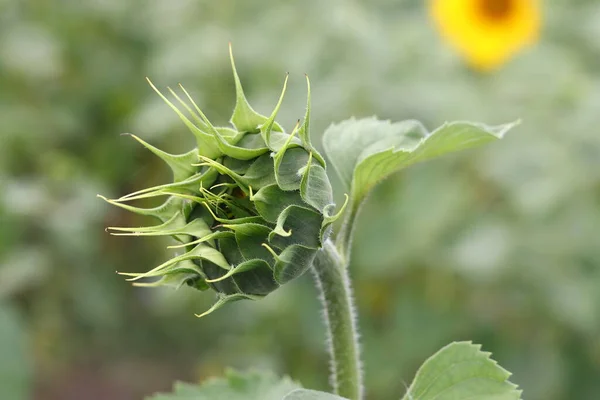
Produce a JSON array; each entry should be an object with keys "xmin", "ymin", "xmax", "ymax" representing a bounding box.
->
[{"xmin": 99, "ymin": 45, "xmax": 347, "ymax": 317}]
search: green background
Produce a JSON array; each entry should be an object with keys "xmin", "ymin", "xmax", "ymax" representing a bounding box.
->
[{"xmin": 1, "ymin": 0, "xmax": 599, "ymax": 399}]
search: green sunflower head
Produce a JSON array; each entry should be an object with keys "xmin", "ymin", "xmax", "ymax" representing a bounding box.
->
[{"xmin": 99, "ymin": 45, "xmax": 346, "ymax": 317}]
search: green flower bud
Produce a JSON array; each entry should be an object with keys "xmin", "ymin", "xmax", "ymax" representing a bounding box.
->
[{"xmin": 100, "ymin": 45, "xmax": 347, "ymax": 317}]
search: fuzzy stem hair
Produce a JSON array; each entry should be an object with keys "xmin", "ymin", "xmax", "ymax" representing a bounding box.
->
[{"xmin": 312, "ymin": 239, "xmax": 363, "ymax": 400}]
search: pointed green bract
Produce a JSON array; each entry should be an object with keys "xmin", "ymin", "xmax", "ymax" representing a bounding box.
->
[
  {"xmin": 146, "ymin": 78, "xmax": 221, "ymax": 159},
  {"xmin": 402, "ymin": 341, "xmax": 522, "ymax": 400},
  {"xmin": 229, "ymin": 44, "xmax": 270, "ymax": 133},
  {"xmin": 126, "ymin": 134, "xmax": 198, "ymax": 182},
  {"xmin": 114, "ymin": 168, "xmax": 219, "ymax": 202},
  {"xmin": 107, "ymin": 216, "xmax": 211, "ymax": 238},
  {"xmin": 97, "ymin": 195, "xmax": 184, "ymax": 223},
  {"xmin": 100, "ymin": 47, "xmax": 341, "ymax": 317},
  {"xmin": 297, "ymin": 75, "xmax": 326, "ymax": 168},
  {"xmin": 205, "ymin": 259, "xmax": 269, "ymax": 283},
  {"xmin": 260, "ymin": 73, "xmax": 288, "ymax": 148},
  {"xmin": 298, "ymin": 75, "xmax": 312, "ymax": 148}
]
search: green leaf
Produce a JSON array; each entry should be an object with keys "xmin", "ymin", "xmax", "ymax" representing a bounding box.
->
[
  {"xmin": 146, "ymin": 369, "xmax": 300, "ymax": 400},
  {"xmin": 0, "ymin": 303, "xmax": 31, "ymax": 400},
  {"xmin": 401, "ymin": 341, "xmax": 522, "ymax": 400},
  {"xmin": 282, "ymin": 389, "xmax": 348, "ymax": 400},
  {"xmin": 323, "ymin": 117, "xmax": 517, "ymax": 207}
]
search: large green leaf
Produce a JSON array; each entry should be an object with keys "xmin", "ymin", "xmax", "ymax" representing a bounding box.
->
[
  {"xmin": 401, "ymin": 341, "xmax": 522, "ymax": 400},
  {"xmin": 322, "ymin": 117, "xmax": 516, "ymax": 207},
  {"xmin": 146, "ymin": 369, "xmax": 300, "ymax": 400},
  {"xmin": 0, "ymin": 303, "xmax": 31, "ymax": 400},
  {"xmin": 282, "ymin": 389, "xmax": 348, "ymax": 399}
]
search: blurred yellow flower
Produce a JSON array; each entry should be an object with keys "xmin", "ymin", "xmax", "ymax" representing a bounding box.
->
[{"xmin": 430, "ymin": 0, "xmax": 540, "ymax": 70}]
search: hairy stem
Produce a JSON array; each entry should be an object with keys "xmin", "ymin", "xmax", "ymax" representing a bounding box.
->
[
  {"xmin": 335, "ymin": 201, "xmax": 361, "ymax": 263},
  {"xmin": 312, "ymin": 239, "xmax": 363, "ymax": 400}
]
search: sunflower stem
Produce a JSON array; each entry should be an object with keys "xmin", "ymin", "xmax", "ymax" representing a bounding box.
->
[
  {"xmin": 312, "ymin": 239, "xmax": 363, "ymax": 400},
  {"xmin": 335, "ymin": 200, "xmax": 361, "ymax": 263}
]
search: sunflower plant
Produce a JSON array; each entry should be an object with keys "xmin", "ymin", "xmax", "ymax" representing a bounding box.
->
[{"xmin": 100, "ymin": 46, "xmax": 522, "ymax": 400}]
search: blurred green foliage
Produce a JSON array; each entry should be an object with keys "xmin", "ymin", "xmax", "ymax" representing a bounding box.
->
[
  {"xmin": 1, "ymin": 0, "xmax": 599, "ymax": 399},
  {"xmin": 0, "ymin": 303, "xmax": 31, "ymax": 399}
]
